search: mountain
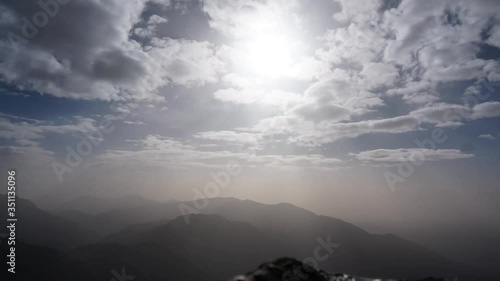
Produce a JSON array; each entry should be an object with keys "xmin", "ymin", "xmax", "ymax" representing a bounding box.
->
[
  {"xmin": 144, "ymin": 214, "xmax": 285, "ymax": 278},
  {"xmin": 72, "ymin": 214, "xmax": 282, "ymax": 281},
  {"xmin": 395, "ymin": 225, "xmax": 500, "ymax": 273},
  {"xmin": 0, "ymin": 241, "xmax": 103, "ymax": 281},
  {"xmin": 0, "ymin": 194, "xmax": 95, "ymax": 249},
  {"xmin": 8, "ymin": 195, "xmax": 493, "ymax": 280},
  {"xmin": 56, "ymin": 196, "xmax": 182, "ymax": 241},
  {"xmin": 54, "ymin": 194, "xmax": 176, "ymax": 242},
  {"xmin": 71, "ymin": 242, "xmax": 207, "ymax": 281},
  {"xmin": 229, "ymin": 257, "xmax": 449, "ymax": 281},
  {"xmin": 98, "ymin": 198, "xmax": 478, "ymax": 280}
]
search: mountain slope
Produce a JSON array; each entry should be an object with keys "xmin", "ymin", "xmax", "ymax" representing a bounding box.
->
[
  {"xmin": 0, "ymin": 194, "xmax": 95, "ymax": 249},
  {"xmin": 99, "ymin": 198, "xmax": 470, "ymax": 280},
  {"xmin": 73, "ymin": 214, "xmax": 284, "ymax": 281},
  {"xmin": 16, "ymin": 195, "xmax": 491, "ymax": 280},
  {"xmin": 0, "ymin": 241, "xmax": 103, "ymax": 281}
]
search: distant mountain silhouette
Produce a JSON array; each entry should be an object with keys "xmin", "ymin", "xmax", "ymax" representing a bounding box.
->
[
  {"xmin": 0, "ymin": 194, "xmax": 94, "ymax": 249},
  {"xmin": 75, "ymin": 215, "xmax": 283, "ymax": 280},
  {"xmin": 1, "ymin": 195, "xmax": 494, "ymax": 280},
  {"xmin": 57, "ymin": 195, "xmax": 181, "ymax": 240},
  {"xmin": 97, "ymin": 198, "xmax": 468, "ymax": 280}
]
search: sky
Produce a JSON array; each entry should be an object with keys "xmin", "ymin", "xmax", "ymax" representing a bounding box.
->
[{"xmin": 0, "ymin": 0, "xmax": 499, "ymax": 232}]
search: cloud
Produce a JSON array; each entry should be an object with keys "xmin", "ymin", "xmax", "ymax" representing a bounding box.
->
[
  {"xmin": 410, "ymin": 103, "xmax": 470, "ymax": 127},
  {"xmin": 201, "ymin": 0, "xmax": 298, "ymax": 38},
  {"xmin": 194, "ymin": 130, "xmax": 261, "ymax": 147},
  {"xmin": 387, "ymin": 80, "xmax": 439, "ymax": 105},
  {"xmin": 292, "ymin": 102, "xmax": 351, "ymax": 123},
  {"xmin": 286, "ymin": 56, "xmax": 333, "ymax": 81},
  {"xmin": 332, "ymin": 0, "xmax": 383, "ymax": 24},
  {"xmin": 265, "ymin": 154, "xmax": 343, "ymax": 170},
  {"xmin": 478, "ymin": 134, "xmax": 495, "ymax": 140},
  {"xmin": 94, "ymin": 134, "xmax": 343, "ymax": 170},
  {"xmin": 470, "ymin": 102, "xmax": 500, "ymax": 119},
  {"xmin": 383, "ymin": 0, "xmax": 500, "ymax": 81},
  {"xmin": 134, "ymin": 15, "xmax": 168, "ymax": 39},
  {"xmin": 360, "ymin": 62, "xmax": 399, "ymax": 89},
  {"xmin": 213, "ymin": 88, "xmax": 300, "ymax": 106},
  {"xmin": 1, "ymin": 0, "xmax": 499, "ymax": 183},
  {"xmin": 0, "ymin": 0, "xmax": 225, "ymax": 101},
  {"xmin": 317, "ymin": 8, "xmax": 388, "ymax": 65},
  {"xmin": 147, "ymin": 37, "xmax": 226, "ymax": 86},
  {"xmin": 291, "ymin": 78, "xmax": 384, "ymax": 123},
  {"xmin": 408, "ymin": 101, "xmax": 500, "ymax": 126},
  {"xmin": 148, "ymin": 14, "xmax": 168, "ymax": 25},
  {"xmin": 252, "ymin": 115, "xmax": 420, "ymax": 147},
  {"xmin": 0, "ymin": 0, "xmax": 154, "ymax": 100},
  {"xmin": 324, "ymin": 0, "xmax": 500, "ymax": 107},
  {"xmin": 124, "ymin": 120, "xmax": 146, "ymax": 126},
  {"xmin": 0, "ymin": 114, "xmax": 100, "ymax": 145},
  {"xmin": 352, "ymin": 148, "xmax": 474, "ymax": 163}
]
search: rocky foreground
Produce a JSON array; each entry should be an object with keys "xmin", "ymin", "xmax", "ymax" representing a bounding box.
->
[{"xmin": 230, "ymin": 257, "xmax": 447, "ymax": 281}]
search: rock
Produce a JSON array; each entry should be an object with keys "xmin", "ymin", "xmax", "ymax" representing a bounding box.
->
[
  {"xmin": 229, "ymin": 257, "xmax": 447, "ymax": 281},
  {"xmin": 230, "ymin": 257, "xmax": 365, "ymax": 281}
]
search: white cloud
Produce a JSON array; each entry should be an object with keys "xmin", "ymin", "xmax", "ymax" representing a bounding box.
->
[
  {"xmin": 0, "ymin": 0, "xmax": 165, "ymax": 101},
  {"xmin": 286, "ymin": 56, "xmax": 333, "ymax": 81},
  {"xmin": 332, "ymin": 0, "xmax": 383, "ymax": 24},
  {"xmin": 478, "ymin": 134, "xmax": 495, "ymax": 140},
  {"xmin": 387, "ymin": 80, "xmax": 439, "ymax": 105},
  {"xmin": 317, "ymin": 22, "xmax": 387, "ymax": 65},
  {"xmin": 352, "ymin": 148, "xmax": 474, "ymax": 162},
  {"xmin": 251, "ymin": 115, "xmax": 420, "ymax": 147},
  {"xmin": 134, "ymin": 15, "xmax": 168, "ymax": 39},
  {"xmin": 147, "ymin": 38, "xmax": 226, "ymax": 87},
  {"xmin": 0, "ymin": 0, "xmax": 227, "ymax": 101},
  {"xmin": 213, "ymin": 88, "xmax": 300, "ymax": 107},
  {"xmin": 0, "ymin": 115, "xmax": 100, "ymax": 145},
  {"xmin": 1, "ymin": 0, "xmax": 500, "ymax": 179},
  {"xmin": 360, "ymin": 62, "xmax": 399, "ymax": 89},
  {"xmin": 410, "ymin": 103, "xmax": 470, "ymax": 126},
  {"xmin": 383, "ymin": 0, "xmax": 500, "ymax": 79},
  {"xmin": 95, "ymin": 134, "xmax": 343, "ymax": 170},
  {"xmin": 194, "ymin": 130, "xmax": 261, "ymax": 146},
  {"xmin": 201, "ymin": 0, "xmax": 299, "ymax": 38},
  {"xmin": 124, "ymin": 120, "xmax": 146, "ymax": 126},
  {"xmin": 293, "ymin": 78, "xmax": 384, "ymax": 122},
  {"xmin": 292, "ymin": 102, "xmax": 351, "ymax": 123},
  {"xmin": 147, "ymin": 15, "xmax": 168, "ymax": 25},
  {"xmin": 470, "ymin": 102, "xmax": 500, "ymax": 119}
]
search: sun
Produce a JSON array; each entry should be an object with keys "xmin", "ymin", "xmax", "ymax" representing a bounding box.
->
[{"xmin": 241, "ymin": 35, "xmax": 293, "ymax": 78}]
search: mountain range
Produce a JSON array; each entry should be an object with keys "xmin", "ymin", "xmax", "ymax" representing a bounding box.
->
[{"xmin": 0, "ymin": 194, "xmax": 495, "ymax": 281}]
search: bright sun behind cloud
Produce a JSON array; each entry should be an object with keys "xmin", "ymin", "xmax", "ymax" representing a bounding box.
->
[{"xmin": 237, "ymin": 35, "xmax": 294, "ymax": 78}]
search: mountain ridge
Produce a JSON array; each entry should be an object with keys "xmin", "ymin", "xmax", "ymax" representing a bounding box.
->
[{"xmin": 1, "ymin": 194, "xmax": 493, "ymax": 280}]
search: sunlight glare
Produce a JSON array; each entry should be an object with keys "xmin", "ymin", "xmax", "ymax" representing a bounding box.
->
[{"xmin": 243, "ymin": 36, "xmax": 292, "ymax": 78}]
